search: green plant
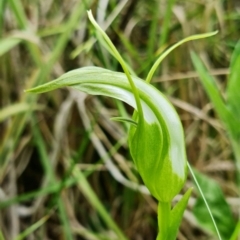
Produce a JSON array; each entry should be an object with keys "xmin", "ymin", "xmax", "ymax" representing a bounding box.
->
[
  {"xmin": 26, "ymin": 10, "xmax": 218, "ymax": 240},
  {"xmin": 191, "ymin": 38, "xmax": 240, "ymax": 240}
]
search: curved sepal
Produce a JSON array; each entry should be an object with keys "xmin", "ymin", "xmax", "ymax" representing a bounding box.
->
[{"xmin": 26, "ymin": 66, "xmax": 187, "ymax": 202}]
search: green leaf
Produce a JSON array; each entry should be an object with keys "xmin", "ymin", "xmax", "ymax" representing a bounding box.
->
[
  {"xmin": 0, "ymin": 37, "xmax": 21, "ymax": 56},
  {"xmin": 0, "ymin": 33, "xmax": 39, "ymax": 57},
  {"xmin": 230, "ymin": 221, "xmax": 240, "ymax": 240},
  {"xmin": 193, "ymin": 171, "xmax": 236, "ymax": 240},
  {"xmin": 110, "ymin": 117, "xmax": 138, "ymax": 127},
  {"xmin": 26, "ymin": 66, "xmax": 187, "ymax": 202},
  {"xmin": 190, "ymin": 51, "xmax": 239, "ymax": 138},
  {"xmin": 169, "ymin": 188, "xmax": 192, "ymax": 240},
  {"xmin": 0, "ymin": 103, "xmax": 43, "ymax": 122},
  {"xmin": 227, "ymin": 39, "xmax": 240, "ymax": 122}
]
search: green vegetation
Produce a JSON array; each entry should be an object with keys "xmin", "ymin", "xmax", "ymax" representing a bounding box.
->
[{"xmin": 0, "ymin": 0, "xmax": 239, "ymax": 239}]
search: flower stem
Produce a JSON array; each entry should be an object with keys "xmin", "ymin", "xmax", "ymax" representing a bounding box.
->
[{"xmin": 157, "ymin": 201, "xmax": 171, "ymax": 240}]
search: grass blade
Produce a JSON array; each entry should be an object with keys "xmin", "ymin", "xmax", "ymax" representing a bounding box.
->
[
  {"xmin": 192, "ymin": 169, "xmax": 236, "ymax": 239},
  {"xmin": 0, "ymin": 103, "xmax": 43, "ymax": 122},
  {"xmin": 31, "ymin": 115, "xmax": 74, "ymax": 240},
  {"xmin": 72, "ymin": 165, "xmax": 129, "ymax": 240},
  {"xmin": 0, "ymin": 230, "xmax": 5, "ymax": 240},
  {"xmin": 187, "ymin": 162, "xmax": 222, "ymax": 240},
  {"xmin": 190, "ymin": 51, "xmax": 239, "ymax": 137},
  {"xmin": 230, "ymin": 221, "xmax": 240, "ymax": 240},
  {"xmin": 226, "ymin": 39, "xmax": 240, "ymax": 121},
  {"xmin": 159, "ymin": 0, "xmax": 176, "ymax": 47},
  {"xmin": 14, "ymin": 214, "xmax": 50, "ymax": 240},
  {"xmin": 0, "ymin": 38, "xmax": 21, "ymax": 56}
]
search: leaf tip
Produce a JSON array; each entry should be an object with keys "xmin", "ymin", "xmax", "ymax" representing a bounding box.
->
[
  {"xmin": 110, "ymin": 117, "xmax": 138, "ymax": 127},
  {"xmin": 24, "ymin": 89, "xmax": 30, "ymax": 93},
  {"xmin": 212, "ymin": 30, "xmax": 219, "ymax": 36},
  {"xmin": 87, "ymin": 9, "xmax": 93, "ymax": 20}
]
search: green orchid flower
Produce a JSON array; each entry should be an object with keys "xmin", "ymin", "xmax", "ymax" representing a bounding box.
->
[
  {"xmin": 27, "ymin": 66, "xmax": 187, "ymax": 202},
  {"xmin": 26, "ymin": 10, "xmax": 217, "ymax": 240}
]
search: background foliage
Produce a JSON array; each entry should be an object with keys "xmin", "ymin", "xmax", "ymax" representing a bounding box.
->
[{"xmin": 0, "ymin": 0, "xmax": 239, "ymax": 239}]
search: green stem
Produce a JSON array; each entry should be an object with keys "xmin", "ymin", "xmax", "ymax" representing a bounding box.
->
[
  {"xmin": 146, "ymin": 31, "xmax": 218, "ymax": 83},
  {"xmin": 157, "ymin": 201, "xmax": 171, "ymax": 240},
  {"xmin": 87, "ymin": 10, "xmax": 143, "ymax": 120}
]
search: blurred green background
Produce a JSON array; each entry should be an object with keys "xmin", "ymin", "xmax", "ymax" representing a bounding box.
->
[{"xmin": 0, "ymin": 0, "xmax": 239, "ymax": 239}]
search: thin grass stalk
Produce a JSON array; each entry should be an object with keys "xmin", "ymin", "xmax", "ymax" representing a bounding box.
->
[
  {"xmin": 8, "ymin": 0, "xmax": 42, "ymax": 66},
  {"xmin": 14, "ymin": 215, "xmax": 50, "ymax": 240},
  {"xmin": 159, "ymin": 0, "xmax": 176, "ymax": 47},
  {"xmin": 146, "ymin": 0, "xmax": 159, "ymax": 71},
  {"xmin": 230, "ymin": 221, "xmax": 240, "ymax": 240},
  {"xmin": 31, "ymin": 115, "xmax": 74, "ymax": 240},
  {"xmin": 0, "ymin": 0, "xmax": 6, "ymax": 36},
  {"xmin": 73, "ymin": 166, "xmax": 129, "ymax": 240},
  {"xmin": 146, "ymin": 31, "xmax": 218, "ymax": 83},
  {"xmin": 187, "ymin": 162, "xmax": 222, "ymax": 240}
]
